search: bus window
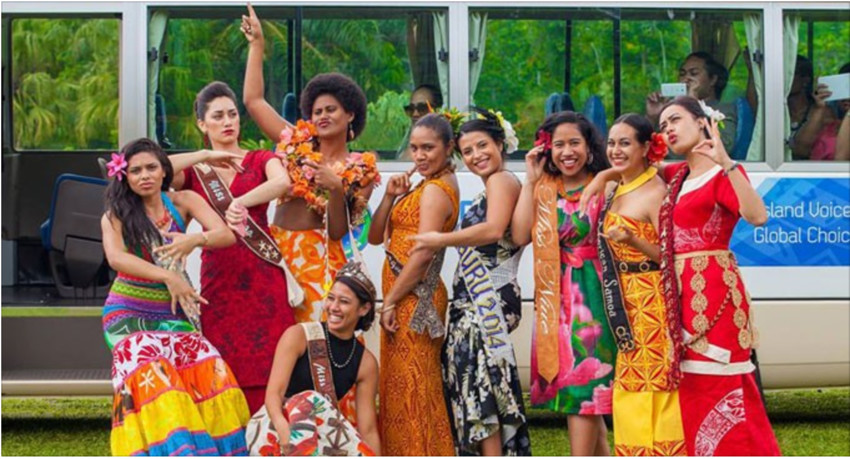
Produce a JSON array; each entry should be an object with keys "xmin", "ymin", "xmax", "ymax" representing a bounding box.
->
[
  {"xmin": 784, "ymin": 10, "xmax": 850, "ymax": 162},
  {"xmin": 621, "ymin": 8, "xmax": 765, "ymax": 162},
  {"xmin": 472, "ymin": 8, "xmax": 613, "ymax": 159},
  {"xmin": 10, "ymin": 18, "xmax": 120, "ymax": 151},
  {"xmin": 154, "ymin": 7, "xmax": 295, "ymax": 152},
  {"xmin": 303, "ymin": 7, "xmax": 446, "ymax": 160}
]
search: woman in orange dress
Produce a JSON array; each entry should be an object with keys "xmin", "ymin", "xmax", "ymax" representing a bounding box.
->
[{"xmin": 367, "ymin": 113, "xmax": 459, "ymax": 456}]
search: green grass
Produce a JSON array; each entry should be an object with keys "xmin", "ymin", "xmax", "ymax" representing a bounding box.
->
[{"xmin": 2, "ymin": 388, "xmax": 849, "ymax": 456}]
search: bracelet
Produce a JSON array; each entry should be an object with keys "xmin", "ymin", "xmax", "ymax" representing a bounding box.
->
[
  {"xmin": 374, "ymin": 303, "xmax": 396, "ymax": 315},
  {"xmin": 199, "ymin": 231, "xmax": 209, "ymax": 247},
  {"xmin": 723, "ymin": 161, "xmax": 740, "ymax": 176}
]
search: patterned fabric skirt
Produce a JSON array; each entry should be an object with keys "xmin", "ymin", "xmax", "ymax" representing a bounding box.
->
[
  {"xmin": 679, "ymin": 372, "xmax": 780, "ymax": 456},
  {"xmin": 103, "ymin": 275, "xmax": 250, "ymax": 456},
  {"xmin": 245, "ymin": 391, "xmax": 375, "ymax": 456},
  {"xmin": 530, "ymin": 264, "xmax": 616, "ymax": 414},
  {"xmin": 442, "ymin": 305, "xmax": 531, "ymax": 456},
  {"xmin": 270, "ymin": 226, "xmax": 346, "ymax": 323},
  {"xmin": 613, "ymin": 389, "xmax": 686, "ymax": 456}
]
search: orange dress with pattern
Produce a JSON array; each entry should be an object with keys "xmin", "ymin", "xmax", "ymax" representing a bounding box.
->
[
  {"xmin": 379, "ymin": 175, "xmax": 459, "ymax": 456},
  {"xmin": 604, "ymin": 212, "xmax": 685, "ymax": 456}
]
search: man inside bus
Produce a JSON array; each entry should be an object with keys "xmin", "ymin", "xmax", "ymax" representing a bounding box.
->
[
  {"xmin": 396, "ymin": 83, "xmax": 443, "ymax": 159},
  {"xmin": 646, "ymin": 51, "xmax": 739, "ymax": 153}
]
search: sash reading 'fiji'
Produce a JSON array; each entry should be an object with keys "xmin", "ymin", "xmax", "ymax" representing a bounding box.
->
[
  {"xmin": 192, "ymin": 163, "xmax": 304, "ymax": 308},
  {"xmin": 301, "ymin": 322, "xmax": 339, "ymax": 407},
  {"xmin": 457, "ymin": 246, "xmax": 515, "ymax": 365},
  {"xmin": 597, "ymin": 191, "xmax": 636, "ymax": 353}
]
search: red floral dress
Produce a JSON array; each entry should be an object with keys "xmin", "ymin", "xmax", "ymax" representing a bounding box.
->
[
  {"xmin": 183, "ymin": 150, "xmax": 296, "ymax": 413},
  {"xmin": 663, "ymin": 163, "xmax": 779, "ymax": 456}
]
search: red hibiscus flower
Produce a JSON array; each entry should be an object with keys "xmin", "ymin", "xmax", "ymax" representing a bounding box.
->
[
  {"xmin": 534, "ymin": 129, "xmax": 552, "ymax": 151},
  {"xmin": 648, "ymin": 132, "xmax": 668, "ymax": 163}
]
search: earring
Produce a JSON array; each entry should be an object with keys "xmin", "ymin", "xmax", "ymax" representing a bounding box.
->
[
  {"xmin": 348, "ymin": 122, "xmax": 355, "ymax": 142},
  {"xmin": 588, "ymin": 153, "xmax": 594, "ymax": 164}
]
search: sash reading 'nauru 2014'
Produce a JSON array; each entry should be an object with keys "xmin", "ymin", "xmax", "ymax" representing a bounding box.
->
[
  {"xmin": 457, "ymin": 246, "xmax": 516, "ymax": 365},
  {"xmin": 192, "ymin": 162, "xmax": 304, "ymax": 307},
  {"xmin": 300, "ymin": 322, "xmax": 339, "ymax": 407},
  {"xmin": 597, "ymin": 190, "xmax": 636, "ymax": 353}
]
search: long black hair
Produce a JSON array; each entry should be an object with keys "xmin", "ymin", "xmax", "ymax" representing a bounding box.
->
[
  {"xmin": 536, "ymin": 111, "xmax": 610, "ymax": 176},
  {"xmin": 456, "ymin": 106, "xmax": 506, "ymax": 155},
  {"xmin": 104, "ymin": 138, "xmax": 174, "ymax": 249}
]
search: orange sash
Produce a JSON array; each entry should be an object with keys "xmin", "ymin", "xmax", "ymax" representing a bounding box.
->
[{"xmin": 532, "ymin": 175, "xmax": 561, "ymax": 383}]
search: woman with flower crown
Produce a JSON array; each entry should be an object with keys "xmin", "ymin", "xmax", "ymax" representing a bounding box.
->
[
  {"xmin": 598, "ymin": 113, "xmax": 686, "ymax": 456},
  {"xmin": 167, "ymin": 81, "xmax": 297, "ymax": 416},
  {"xmin": 101, "ymin": 138, "xmax": 250, "ymax": 455},
  {"xmin": 512, "ymin": 111, "xmax": 616, "ymax": 456},
  {"xmin": 367, "ymin": 113, "xmax": 459, "ymax": 456},
  {"xmin": 245, "ymin": 261, "xmax": 380, "ymax": 456},
  {"xmin": 409, "ymin": 108, "xmax": 530, "ymax": 456},
  {"xmin": 240, "ymin": 4, "xmax": 379, "ymax": 328}
]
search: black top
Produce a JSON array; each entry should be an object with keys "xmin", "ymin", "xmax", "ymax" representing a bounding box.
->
[{"xmin": 285, "ymin": 324, "xmax": 365, "ymax": 401}]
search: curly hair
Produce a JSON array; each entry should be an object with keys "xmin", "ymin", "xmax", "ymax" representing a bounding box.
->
[
  {"xmin": 536, "ymin": 111, "xmax": 610, "ymax": 176},
  {"xmin": 334, "ymin": 277, "xmax": 376, "ymax": 332},
  {"xmin": 104, "ymin": 138, "xmax": 174, "ymax": 250},
  {"xmin": 300, "ymin": 73, "xmax": 368, "ymax": 139}
]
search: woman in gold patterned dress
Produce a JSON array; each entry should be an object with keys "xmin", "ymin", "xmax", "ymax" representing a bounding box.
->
[
  {"xmin": 367, "ymin": 113, "xmax": 459, "ymax": 456},
  {"xmin": 599, "ymin": 114, "xmax": 686, "ymax": 456}
]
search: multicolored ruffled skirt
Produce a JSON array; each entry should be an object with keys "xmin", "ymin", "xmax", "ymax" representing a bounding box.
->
[{"xmin": 103, "ymin": 274, "xmax": 250, "ymax": 456}]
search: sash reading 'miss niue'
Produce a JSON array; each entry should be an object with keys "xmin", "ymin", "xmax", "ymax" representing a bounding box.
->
[{"xmin": 457, "ymin": 246, "xmax": 518, "ymax": 365}]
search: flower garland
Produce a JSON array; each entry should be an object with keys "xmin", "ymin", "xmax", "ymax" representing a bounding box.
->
[{"xmin": 275, "ymin": 120, "xmax": 380, "ymax": 224}]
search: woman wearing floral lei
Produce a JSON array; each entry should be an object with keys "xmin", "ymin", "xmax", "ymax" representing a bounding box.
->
[
  {"xmin": 598, "ymin": 114, "xmax": 686, "ymax": 455},
  {"xmin": 241, "ymin": 4, "xmax": 380, "ymax": 326},
  {"xmin": 410, "ymin": 107, "xmax": 531, "ymax": 455},
  {"xmin": 512, "ymin": 111, "xmax": 616, "ymax": 456}
]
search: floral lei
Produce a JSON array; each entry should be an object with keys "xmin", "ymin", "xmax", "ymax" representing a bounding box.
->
[{"xmin": 275, "ymin": 120, "xmax": 381, "ymax": 224}]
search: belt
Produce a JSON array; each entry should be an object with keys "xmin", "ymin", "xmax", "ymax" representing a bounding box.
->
[{"xmin": 617, "ymin": 260, "xmax": 660, "ymax": 273}]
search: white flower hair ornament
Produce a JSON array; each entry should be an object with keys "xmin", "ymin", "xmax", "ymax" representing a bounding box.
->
[
  {"xmin": 698, "ymin": 99, "xmax": 726, "ymax": 131},
  {"xmin": 484, "ymin": 109, "xmax": 519, "ymax": 154}
]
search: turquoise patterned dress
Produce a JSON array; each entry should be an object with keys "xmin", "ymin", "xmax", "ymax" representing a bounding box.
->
[{"xmin": 530, "ymin": 187, "xmax": 617, "ymax": 414}]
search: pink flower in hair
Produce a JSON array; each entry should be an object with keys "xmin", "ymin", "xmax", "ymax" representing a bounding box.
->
[{"xmin": 106, "ymin": 153, "xmax": 128, "ymax": 181}]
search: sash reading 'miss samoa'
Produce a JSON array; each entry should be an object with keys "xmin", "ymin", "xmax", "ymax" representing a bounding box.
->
[{"xmin": 457, "ymin": 246, "xmax": 517, "ymax": 365}]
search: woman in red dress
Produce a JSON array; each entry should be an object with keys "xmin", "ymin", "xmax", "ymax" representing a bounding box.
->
[
  {"xmin": 169, "ymin": 81, "xmax": 296, "ymax": 414},
  {"xmin": 656, "ymin": 96, "xmax": 779, "ymax": 456}
]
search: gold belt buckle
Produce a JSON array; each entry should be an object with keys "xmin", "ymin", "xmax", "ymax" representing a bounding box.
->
[
  {"xmin": 639, "ymin": 261, "xmax": 651, "ymax": 272},
  {"xmin": 618, "ymin": 261, "xmax": 629, "ymax": 272}
]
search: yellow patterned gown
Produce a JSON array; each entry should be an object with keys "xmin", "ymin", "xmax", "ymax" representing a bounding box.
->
[
  {"xmin": 604, "ymin": 212, "xmax": 686, "ymax": 456},
  {"xmin": 379, "ymin": 175, "xmax": 458, "ymax": 456}
]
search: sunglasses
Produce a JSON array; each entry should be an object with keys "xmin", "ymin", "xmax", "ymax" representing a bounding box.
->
[{"xmin": 404, "ymin": 102, "xmax": 432, "ymax": 116}]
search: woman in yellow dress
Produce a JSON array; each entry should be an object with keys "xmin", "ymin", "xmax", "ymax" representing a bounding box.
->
[
  {"xmin": 367, "ymin": 113, "xmax": 459, "ymax": 455},
  {"xmin": 599, "ymin": 114, "xmax": 686, "ymax": 455}
]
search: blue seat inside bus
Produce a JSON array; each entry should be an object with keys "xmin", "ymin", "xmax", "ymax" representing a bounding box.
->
[
  {"xmin": 731, "ymin": 96, "xmax": 755, "ymax": 160},
  {"xmin": 40, "ymin": 174, "xmax": 111, "ymax": 298},
  {"xmin": 583, "ymin": 95, "xmax": 608, "ymax": 137},
  {"xmin": 282, "ymin": 92, "xmax": 298, "ymax": 124},
  {"xmin": 545, "ymin": 92, "xmax": 577, "ymax": 116}
]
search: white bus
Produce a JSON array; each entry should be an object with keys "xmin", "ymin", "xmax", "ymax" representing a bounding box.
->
[{"xmin": 2, "ymin": 1, "xmax": 848, "ymax": 395}]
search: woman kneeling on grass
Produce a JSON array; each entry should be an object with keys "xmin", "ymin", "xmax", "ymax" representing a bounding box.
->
[{"xmin": 246, "ymin": 261, "xmax": 380, "ymax": 456}]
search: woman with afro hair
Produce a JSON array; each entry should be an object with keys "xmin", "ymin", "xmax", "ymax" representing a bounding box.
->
[{"xmin": 240, "ymin": 4, "xmax": 378, "ymax": 328}]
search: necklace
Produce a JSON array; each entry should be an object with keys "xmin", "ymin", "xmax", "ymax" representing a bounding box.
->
[
  {"xmin": 558, "ymin": 174, "xmax": 593, "ymax": 202},
  {"xmin": 150, "ymin": 208, "xmax": 172, "ymax": 230},
  {"xmin": 614, "ymin": 167, "xmax": 657, "ymax": 200},
  {"xmin": 323, "ymin": 322, "xmax": 357, "ymax": 369}
]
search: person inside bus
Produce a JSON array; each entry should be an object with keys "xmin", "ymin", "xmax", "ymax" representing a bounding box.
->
[
  {"xmin": 787, "ymin": 56, "xmax": 842, "ymax": 160},
  {"xmin": 646, "ymin": 51, "xmax": 738, "ymax": 153},
  {"xmin": 246, "ymin": 261, "xmax": 380, "ymax": 456},
  {"xmin": 166, "ymin": 81, "xmax": 297, "ymax": 415},
  {"xmin": 397, "ymin": 84, "xmax": 444, "ymax": 160},
  {"xmin": 100, "ymin": 138, "xmax": 250, "ymax": 456},
  {"xmin": 241, "ymin": 3, "xmax": 380, "ymax": 325}
]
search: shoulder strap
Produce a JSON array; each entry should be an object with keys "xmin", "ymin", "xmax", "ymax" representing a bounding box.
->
[
  {"xmin": 161, "ymin": 192, "xmax": 186, "ymax": 232},
  {"xmin": 597, "ymin": 190, "xmax": 635, "ymax": 353},
  {"xmin": 300, "ymin": 322, "xmax": 339, "ymax": 406}
]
